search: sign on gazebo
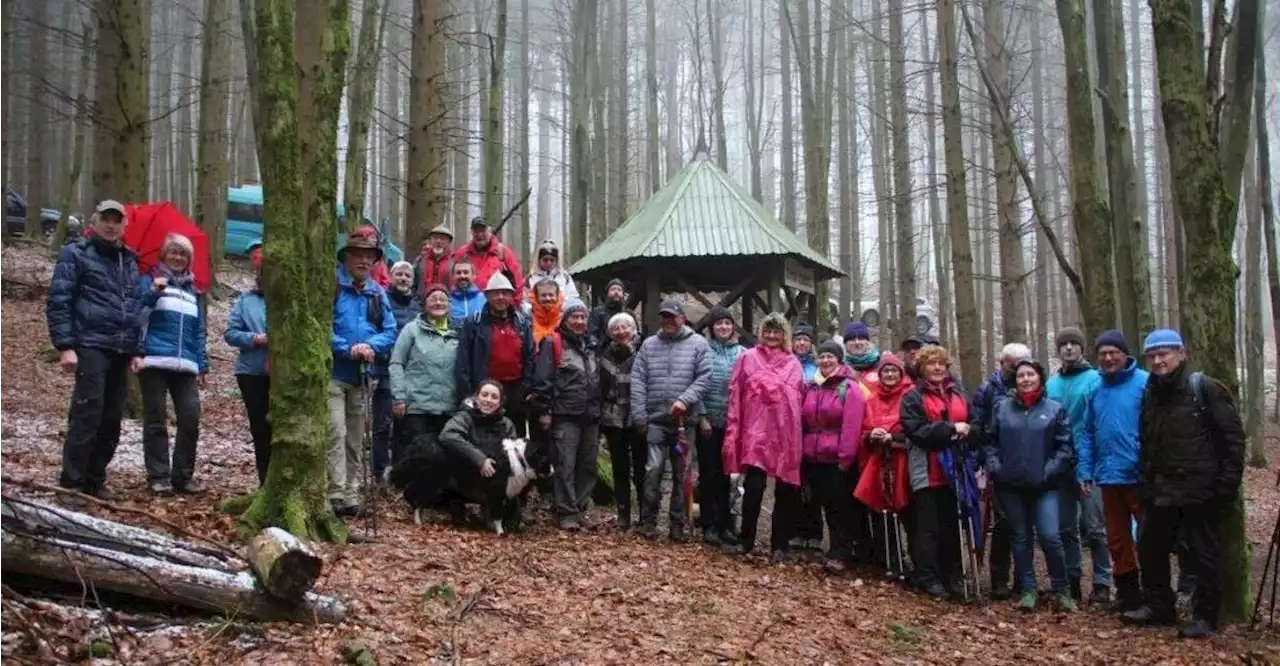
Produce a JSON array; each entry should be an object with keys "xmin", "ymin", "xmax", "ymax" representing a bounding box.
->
[{"xmin": 783, "ymin": 258, "xmax": 815, "ymax": 293}]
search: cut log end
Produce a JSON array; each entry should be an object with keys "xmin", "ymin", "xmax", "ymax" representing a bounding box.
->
[{"xmin": 247, "ymin": 527, "xmax": 323, "ymax": 601}]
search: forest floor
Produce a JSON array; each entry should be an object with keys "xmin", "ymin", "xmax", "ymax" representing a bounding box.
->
[{"xmin": 3, "ymin": 244, "xmax": 1280, "ymax": 665}]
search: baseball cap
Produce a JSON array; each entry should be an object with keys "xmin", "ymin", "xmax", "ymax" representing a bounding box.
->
[
  {"xmin": 96, "ymin": 200, "xmax": 126, "ymax": 216},
  {"xmin": 658, "ymin": 299, "xmax": 684, "ymax": 317},
  {"xmin": 470, "ymin": 216, "xmax": 489, "ymax": 229}
]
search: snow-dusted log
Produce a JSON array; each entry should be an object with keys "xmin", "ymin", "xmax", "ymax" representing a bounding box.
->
[
  {"xmin": 1, "ymin": 528, "xmax": 345, "ymax": 624},
  {"xmin": 0, "ymin": 498, "xmax": 241, "ymax": 572},
  {"xmin": 245, "ymin": 527, "xmax": 322, "ymax": 600}
]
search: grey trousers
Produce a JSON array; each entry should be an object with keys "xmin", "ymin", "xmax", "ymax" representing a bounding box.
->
[
  {"xmin": 640, "ymin": 422, "xmax": 693, "ymax": 528},
  {"xmin": 327, "ymin": 379, "xmax": 366, "ymax": 505},
  {"xmin": 552, "ymin": 419, "xmax": 600, "ymax": 520}
]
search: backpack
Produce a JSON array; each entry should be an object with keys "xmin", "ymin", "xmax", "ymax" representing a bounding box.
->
[
  {"xmin": 1143, "ymin": 370, "xmax": 1212, "ymax": 433},
  {"xmin": 335, "ymin": 285, "xmax": 385, "ymax": 329},
  {"xmin": 540, "ymin": 332, "xmax": 564, "ymax": 368}
]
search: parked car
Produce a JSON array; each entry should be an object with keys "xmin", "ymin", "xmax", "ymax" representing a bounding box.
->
[
  {"xmin": 827, "ymin": 296, "xmax": 938, "ymax": 336},
  {"xmin": 4, "ymin": 187, "xmax": 80, "ymax": 241}
]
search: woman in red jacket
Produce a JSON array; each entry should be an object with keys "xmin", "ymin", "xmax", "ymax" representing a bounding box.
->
[{"xmin": 856, "ymin": 353, "xmax": 913, "ymax": 577}]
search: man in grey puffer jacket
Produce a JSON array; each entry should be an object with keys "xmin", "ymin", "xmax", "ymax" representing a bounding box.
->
[{"xmin": 630, "ymin": 299, "xmax": 712, "ymax": 542}]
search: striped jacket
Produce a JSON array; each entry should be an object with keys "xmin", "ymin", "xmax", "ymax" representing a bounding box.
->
[{"xmin": 138, "ymin": 273, "xmax": 207, "ymax": 374}]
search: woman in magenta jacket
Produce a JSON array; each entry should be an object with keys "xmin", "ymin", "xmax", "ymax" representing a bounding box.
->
[
  {"xmin": 722, "ymin": 313, "xmax": 804, "ymax": 562},
  {"xmin": 800, "ymin": 340, "xmax": 868, "ymax": 571}
]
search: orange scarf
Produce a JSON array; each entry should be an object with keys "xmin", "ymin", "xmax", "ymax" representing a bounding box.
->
[{"xmin": 532, "ymin": 293, "xmax": 564, "ymax": 344}]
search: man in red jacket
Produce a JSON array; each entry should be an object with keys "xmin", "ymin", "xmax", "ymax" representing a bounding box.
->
[{"xmin": 453, "ymin": 216, "xmax": 524, "ymax": 305}]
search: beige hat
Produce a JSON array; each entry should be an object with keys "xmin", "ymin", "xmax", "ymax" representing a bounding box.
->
[{"xmin": 485, "ymin": 272, "xmax": 515, "ymax": 293}]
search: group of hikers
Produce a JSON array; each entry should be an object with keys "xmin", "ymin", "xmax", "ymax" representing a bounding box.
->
[{"xmin": 47, "ymin": 203, "xmax": 1246, "ymax": 640}]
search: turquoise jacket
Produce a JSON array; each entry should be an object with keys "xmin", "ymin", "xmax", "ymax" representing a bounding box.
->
[
  {"xmin": 796, "ymin": 352, "xmax": 817, "ymax": 382},
  {"xmin": 1046, "ymin": 361, "xmax": 1102, "ymax": 483},
  {"xmin": 703, "ymin": 337, "xmax": 744, "ymax": 427}
]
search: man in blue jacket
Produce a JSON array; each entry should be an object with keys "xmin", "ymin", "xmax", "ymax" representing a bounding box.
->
[
  {"xmin": 46, "ymin": 200, "xmax": 141, "ymax": 501},
  {"xmin": 329, "ymin": 232, "xmax": 398, "ymax": 517},
  {"xmin": 447, "ymin": 259, "xmax": 486, "ymax": 324},
  {"xmin": 1045, "ymin": 326, "xmax": 1112, "ymax": 606},
  {"xmin": 1086, "ymin": 329, "xmax": 1149, "ymax": 613}
]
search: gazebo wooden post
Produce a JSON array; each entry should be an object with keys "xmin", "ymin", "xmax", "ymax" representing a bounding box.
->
[
  {"xmin": 766, "ymin": 269, "xmax": 783, "ymax": 313},
  {"xmin": 741, "ymin": 279, "xmax": 756, "ymax": 334},
  {"xmin": 644, "ymin": 265, "xmax": 662, "ymax": 333}
]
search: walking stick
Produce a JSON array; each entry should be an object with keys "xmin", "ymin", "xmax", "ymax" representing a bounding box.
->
[
  {"xmin": 880, "ymin": 443, "xmax": 902, "ymax": 579},
  {"xmin": 676, "ymin": 415, "xmax": 694, "ymax": 527},
  {"xmin": 1251, "ymin": 470, "xmax": 1280, "ymax": 629},
  {"xmin": 361, "ymin": 366, "xmax": 379, "ymax": 540},
  {"xmin": 953, "ymin": 451, "xmax": 981, "ymax": 602}
]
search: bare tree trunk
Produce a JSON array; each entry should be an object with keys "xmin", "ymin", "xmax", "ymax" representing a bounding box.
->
[
  {"xmin": 1243, "ymin": 147, "xmax": 1266, "ymax": 467},
  {"xmin": 662, "ymin": 32, "xmax": 681, "ymax": 180},
  {"xmin": 643, "ymin": 0, "xmax": 660, "ymax": 194},
  {"xmin": 513, "ymin": 0, "xmax": 531, "ymax": 263},
  {"xmin": 380, "ymin": 15, "xmax": 404, "ymax": 245},
  {"xmin": 450, "ymin": 12, "xmax": 471, "ymax": 236},
  {"xmin": 1257, "ymin": 31, "xmax": 1280, "ymax": 425},
  {"xmin": 609, "ymin": 0, "xmax": 628, "ymax": 233},
  {"xmin": 175, "ymin": 17, "xmax": 196, "ymax": 214},
  {"xmin": 52, "ymin": 17, "xmax": 95, "ymax": 249},
  {"xmin": 26, "ymin": 0, "xmax": 49, "ymax": 237},
  {"xmin": 869, "ymin": 0, "xmax": 894, "ymax": 332},
  {"xmin": 983, "ymin": 0, "xmax": 1026, "ymax": 343},
  {"xmin": 778, "ymin": 0, "xmax": 795, "ymax": 230},
  {"xmin": 744, "ymin": 0, "xmax": 763, "ymax": 202},
  {"xmin": 706, "ymin": 0, "xmax": 727, "ymax": 171},
  {"xmin": 1129, "ymin": 0, "xmax": 1151, "ymax": 316},
  {"xmin": 888, "ymin": 0, "xmax": 916, "ymax": 336},
  {"xmin": 405, "ymin": 0, "xmax": 448, "ymax": 252},
  {"xmin": 939, "ymin": 0, "xmax": 981, "ymax": 386},
  {"xmin": 922, "ymin": 13, "xmax": 951, "ymax": 346},
  {"xmin": 568, "ymin": 0, "xmax": 596, "ymax": 263},
  {"xmin": 482, "ymin": 0, "xmax": 508, "ymax": 225},
  {"xmin": 343, "ymin": 0, "xmax": 389, "ymax": 231},
  {"xmin": 196, "ymin": 0, "xmax": 231, "ymax": 287},
  {"xmin": 1031, "ymin": 4, "xmax": 1050, "ymax": 358},
  {"xmin": 837, "ymin": 4, "xmax": 859, "ymax": 327},
  {"xmin": 1, "ymin": 0, "xmax": 14, "ymax": 200},
  {"xmin": 152, "ymin": 3, "xmax": 172, "ymax": 202},
  {"xmin": 534, "ymin": 50, "xmax": 552, "ymax": 249},
  {"xmin": 92, "ymin": 0, "xmax": 149, "ymax": 204},
  {"xmin": 587, "ymin": 0, "xmax": 607, "ymax": 250}
]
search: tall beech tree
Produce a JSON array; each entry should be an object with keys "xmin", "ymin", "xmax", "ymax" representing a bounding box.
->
[
  {"xmin": 234, "ymin": 0, "xmax": 351, "ymax": 542},
  {"xmin": 1151, "ymin": 0, "xmax": 1259, "ymax": 621}
]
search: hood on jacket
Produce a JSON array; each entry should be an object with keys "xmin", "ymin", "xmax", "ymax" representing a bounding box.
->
[
  {"xmin": 1102, "ymin": 356, "xmax": 1140, "ymax": 384},
  {"xmin": 661, "ymin": 324, "xmax": 696, "ymax": 341},
  {"xmin": 462, "ymin": 396, "xmax": 504, "ymax": 420},
  {"xmin": 1057, "ymin": 358, "xmax": 1095, "ymax": 377},
  {"xmin": 815, "ymin": 362, "xmax": 854, "ymax": 385}
]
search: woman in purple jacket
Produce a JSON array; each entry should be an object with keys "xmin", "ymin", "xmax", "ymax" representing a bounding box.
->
[{"xmin": 800, "ymin": 340, "xmax": 868, "ymax": 571}]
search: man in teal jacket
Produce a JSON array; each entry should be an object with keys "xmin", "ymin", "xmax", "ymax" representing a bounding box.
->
[
  {"xmin": 1045, "ymin": 326, "xmax": 1112, "ymax": 606},
  {"xmin": 330, "ymin": 232, "xmax": 398, "ymax": 517}
]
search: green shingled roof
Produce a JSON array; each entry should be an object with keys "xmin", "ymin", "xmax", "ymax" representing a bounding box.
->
[{"xmin": 568, "ymin": 155, "xmax": 844, "ymax": 280}]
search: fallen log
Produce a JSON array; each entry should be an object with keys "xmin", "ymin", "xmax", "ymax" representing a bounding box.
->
[
  {"xmin": 0, "ymin": 497, "xmax": 241, "ymax": 572},
  {"xmin": 1, "ymin": 528, "xmax": 345, "ymax": 624},
  {"xmin": 246, "ymin": 527, "xmax": 322, "ymax": 601}
]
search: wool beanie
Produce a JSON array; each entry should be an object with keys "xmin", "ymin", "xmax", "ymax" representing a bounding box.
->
[
  {"xmin": 605, "ymin": 278, "xmax": 626, "ymax": 292},
  {"xmin": 817, "ymin": 340, "xmax": 844, "ymax": 359},
  {"xmin": 1094, "ymin": 329, "xmax": 1130, "ymax": 356},
  {"xmin": 706, "ymin": 306, "xmax": 735, "ymax": 326},
  {"xmin": 422, "ymin": 282, "xmax": 449, "ymax": 301},
  {"xmin": 1142, "ymin": 328, "xmax": 1184, "ymax": 353},
  {"xmin": 1055, "ymin": 326, "xmax": 1085, "ymax": 350},
  {"xmin": 794, "ymin": 325, "xmax": 815, "ymax": 341},
  {"xmin": 878, "ymin": 352, "xmax": 905, "ymax": 373},
  {"xmin": 563, "ymin": 298, "xmax": 589, "ymax": 317},
  {"xmin": 843, "ymin": 321, "xmax": 871, "ymax": 341}
]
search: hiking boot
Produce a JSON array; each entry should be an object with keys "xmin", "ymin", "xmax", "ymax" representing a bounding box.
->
[
  {"xmin": 1069, "ymin": 576, "xmax": 1083, "ymax": 603},
  {"xmin": 702, "ymin": 529, "xmax": 723, "ymax": 546},
  {"xmin": 922, "ymin": 582, "xmax": 949, "ymax": 600},
  {"xmin": 1018, "ymin": 590, "xmax": 1038, "ymax": 612},
  {"xmin": 558, "ymin": 516, "xmax": 581, "ymax": 532},
  {"xmin": 990, "ymin": 583, "xmax": 1013, "ymax": 601},
  {"xmin": 636, "ymin": 523, "xmax": 659, "ymax": 540},
  {"xmin": 616, "ymin": 511, "xmax": 632, "ymax": 531},
  {"xmin": 806, "ymin": 538, "xmax": 824, "ymax": 552},
  {"xmin": 771, "ymin": 549, "xmax": 790, "ymax": 565},
  {"xmin": 173, "ymin": 478, "xmax": 202, "ymax": 494},
  {"xmin": 718, "ymin": 530, "xmax": 742, "ymax": 547},
  {"xmin": 88, "ymin": 486, "xmax": 118, "ymax": 502},
  {"xmin": 1113, "ymin": 571, "xmax": 1143, "ymax": 613},
  {"xmin": 669, "ymin": 524, "xmax": 688, "ymax": 543},
  {"xmin": 1090, "ymin": 585, "xmax": 1113, "ymax": 608},
  {"xmin": 1121, "ymin": 605, "xmax": 1177, "ymax": 626},
  {"xmin": 1178, "ymin": 618, "xmax": 1215, "ymax": 639},
  {"xmin": 1054, "ymin": 592, "xmax": 1079, "ymax": 613},
  {"xmin": 726, "ymin": 542, "xmax": 753, "ymax": 556},
  {"xmin": 149, "ymin": 481, "xmax": 174, "ymax": 497}
]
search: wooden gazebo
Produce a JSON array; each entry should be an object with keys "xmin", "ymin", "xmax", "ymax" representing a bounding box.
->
[{"xmin": 568, "ymin": 150, "xmax": 845, "ymax": 334}]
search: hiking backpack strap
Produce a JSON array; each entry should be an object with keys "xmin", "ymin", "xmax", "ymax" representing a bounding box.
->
[{"xmin": 837, "ymin": 380, "xmax": 848, "ymax": 403}]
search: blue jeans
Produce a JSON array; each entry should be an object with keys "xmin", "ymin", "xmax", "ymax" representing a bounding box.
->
[
  {"xmin": 998, "ymin": 487, "xmax": 1069, "ymax": 593},
  {"xmin": 1059, "ymin": 486, "xmax": 1114, "ymax": 587},
  {"xmin": 640, "ymin": 423, "xmax": 689, "ymax": 527},
  {"xmin": 371, "ymin": 381, "xmax": 394, "ymax": 478}
]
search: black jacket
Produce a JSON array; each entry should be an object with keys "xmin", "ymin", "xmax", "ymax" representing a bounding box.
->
[
  {"xmin": 530, "ymin": 325, "xmax": 600, "ymax": 419},
  {"xmin": 46, "ymin": 236, "xmax": 142, "ymax": 355},
  {"xmin": 587, "ymin": 300, "xmax": 633, "ymax": 345},
  {"xmin": 455, "ymin": 306, "xmax": 535, "ymax": 397},
  {"xmin": 439, "ymin": 400, "xmax": 519, "ymax": 469},
  {"xmin": 1138, "ymin": 363, "xmax": 1246, "ymax": 506}
]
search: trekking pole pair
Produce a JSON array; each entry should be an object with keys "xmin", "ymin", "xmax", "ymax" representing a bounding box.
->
[{"xmin": 360, "ymin": 365, "xmax": 379, "ymax": 540}]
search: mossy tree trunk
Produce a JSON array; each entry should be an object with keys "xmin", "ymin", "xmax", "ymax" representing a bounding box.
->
[
  {"xmin": 1150, "ymin": 0, "xmax": 1259, "ymax": 623},
  {"xmin": 196, "ymin": 0, "xmax": 231, "ymax": 287},
  {"xmin": 1054, "ymin": 0, "xmax": 1114, "ymax": 341},
  {"xmin": 237, "ymin": 0, "xmax": 350, "ymax": 543}
]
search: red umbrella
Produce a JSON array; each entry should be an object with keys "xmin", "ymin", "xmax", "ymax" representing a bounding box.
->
[{"xmin": 123, "ymin": 202, "xmax": 211, "ymax": 292}]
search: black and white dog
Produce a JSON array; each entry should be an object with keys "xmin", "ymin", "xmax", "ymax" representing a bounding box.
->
[{"xmin": 394, "ymin": 438, "xmax": 543, "ymax": 535}]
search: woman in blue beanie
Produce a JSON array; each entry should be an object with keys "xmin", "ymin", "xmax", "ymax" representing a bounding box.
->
[{"xmin": 842, "ymin": 321, "xmax": 883, "ymax": 384}]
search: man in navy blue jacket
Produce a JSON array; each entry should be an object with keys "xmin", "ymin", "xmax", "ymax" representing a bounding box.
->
[{"xmin": 46, "ymin": 200, "xmax": 141, "ymax": 500}]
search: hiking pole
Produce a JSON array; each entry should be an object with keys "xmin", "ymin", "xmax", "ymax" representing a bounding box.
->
[
  {"xmin": 676, "ymin": 415, "xmax": 693, "ymax": 528},
  {"xmin": 361, "ymin": 366, "xmax": 379, "ymax": 540},
  {"xmin": 1252, "ymin": 502, "xmax": 1280, "ymax": 629}
]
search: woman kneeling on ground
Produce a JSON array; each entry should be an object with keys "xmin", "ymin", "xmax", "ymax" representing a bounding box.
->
[
  {"xmin": 437, "ymin": 380, "xmax": 528, "ymax": 533},
  {"xmin": 982, "ymin": 358, "xmax": 1078, "ymax": 612},
  {"xmin": 722, "ymin": 313, "xmax": 804, "ymax": 562}
]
